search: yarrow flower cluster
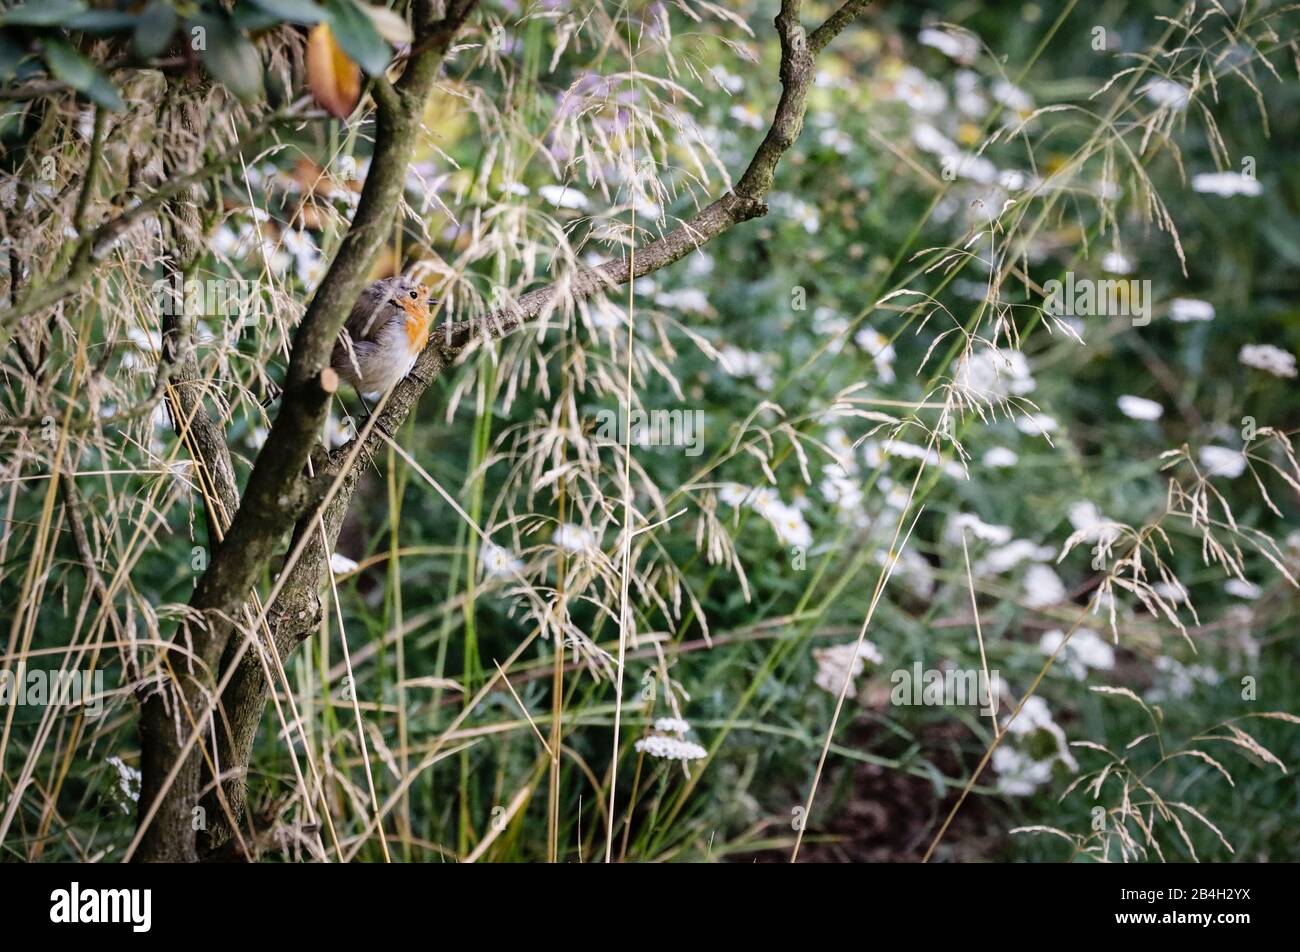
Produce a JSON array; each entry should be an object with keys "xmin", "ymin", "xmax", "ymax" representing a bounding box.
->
[
  {"xmin": 1238, "ymin": 343, "xmax": 1297, "ymax": 378},
  {"xmin": 635, "ymin": 735, "xmax": 707, "ymax": 761},
  {"xmin": 812, "ymin": 640, "xmax": 883, "ymax": 696}
]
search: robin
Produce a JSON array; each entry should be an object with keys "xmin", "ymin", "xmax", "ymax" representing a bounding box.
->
[{"xmin": 330, "ymin": 275, "xmax": 434, "ymax": 398}]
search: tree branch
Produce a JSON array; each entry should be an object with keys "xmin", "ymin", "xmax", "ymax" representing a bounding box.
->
[
  {"xmin": 200, "ymin": 0, "xmax": 870, "ymax": 859},
  {"xmin": 137, "ymin": 3, "xmax": 484, "ymax": 861}
]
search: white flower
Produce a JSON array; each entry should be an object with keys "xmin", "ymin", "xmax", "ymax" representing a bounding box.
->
[
  {"xmin": 709, "ymin": 67, "xmax": 743, "ymax": 93},
  {"xmin": 1023, "ymin": 564, "xmax": 1066, "ymax": 608},
  {"xmin": 892, "ymin": 65, "xmax": 948, "ymax": 113},
  {"xmin": 1238, "ymin": 343, "xmax": 1297, "ymax": 378},
  {"xmin": 992, "ymin": 745, "xmax": 1053, "ymax": 796},
  {"xmin": 1117, "ymin": 394, "xmax": 1163, "ymax": 421},
  {"xmin": 1224, "ymin": 578, "xmax": 1261, "ymax": 600},
  {"xmin": 653, "ymin": 717, "xmax": 692, "ymax": 735},
  {"xmin": 329, "ymin": 552, "xmax": 359, "ymax": 575},
  {"xmin": 954, "ymin": 69, "xmax": 988, "ymax": 117},
  {"xmin": 854, "ymin": 327, "xmax": 897, "ymax": 383},
  {"xmin": 718, "ymin": 482, "xmax": 751, "ymax": 508},
  {"xmin": 819, "ymin": 472, "xmax": 863, "ymax": 511},
  {"xmin": 880, "ymin": 547, "xmax": 935, "ymax": 598},
  {"xmin": 769, "ymin": 192, "xmax": 821, "ymax": 233},
  {"xmin": 976, "ymin": 539, "xmax": 1055, "ymax": 576},
  {"xmin": 913, "ymin": 122, "xmax": 958, "ymax": 157},
  {"xmin": 1067, "ymin": 500, "xmax": 1120, "ymax": 547},
  {"xmin": 954, "ymin": 347, "xmax": 1035, "ymax": 398},
  {"xmin": 538, "ymin": 184, "xmax": 588, "ymax": 210},
  {"xmin": 1015, "ymin": 414, "xmax": 1058, "ymax": 437},
  {"xmin": 1102, "ymin": 250, "xmax": 1134, "ymax": 274},
  {"xmin": 1199, "ymin": 445, "xmax": 1246, "ymax": 479},
  {"xmin": 880, "ymin": 439, "xmax": 941, "ymax": 466},
  {"xmin": 812, "ymin": 640, "xmax": 882, "ymax": 695},
  {"xmin": 654, "ymin": 287, "xmax": 711, "ymax": 313},
  {"xmin": 1168, "ymin": 298, "xmax": 1215, "ymax": 322},
  {"xmin": 106, "ymin": 756, "xmax": 141, "ymax": 812},
  {"xmin": 1149, "ymin": 656, "xmax": 1222, "ymax": 701},
  {"xmin": 1039, "ymin": 628, "xmax": 1115, "ymax": 680},
  {"xmin": 991, "ymin": 79, "xmax": 1032, "ymax": 112},
  {"xmin": 718, "ymin": 346, "xmax": 776, "ymax": 389},
  {"xmin": 728, "ymin": 103, "xmax": 765, "ymax": 129},
  {"xmin": 1192, "ymin": 172, "xmax": 1261, "ymax": 197},
  {"xmin": 766, "ymin": 501, "xmax": 813, "ymax": 548},
  {"xmin": 553, "ymin": 522, "xmax": 597, "ymax": 553},
  {"xmin": 823, "ymin": 427, "xmax": 859, "ymax": 474},
  {"xmin": 1144, "ymin": 78, "xmax": 1189, "ymax": 110},
  {"xmin": 947, "ymin": 512, "xmax": 1013, "ymax": 545},
  {"xmin": 982, "ymin": 447, "xmax": 1019, "ymax": 468},
  {"xmin": 481, "ymin": 541, "xmax": 524, "ymax": 579},
  {"xmin": 817, "ymin": 127, "xmax": 854, "ymax": 155},
  {"xmin": 635, "ymin": 735, "xmax": 707, "ymax": 761},
  {"xmin": 918, "ymin": 27, "xmax": 980, "ymax": 63}
]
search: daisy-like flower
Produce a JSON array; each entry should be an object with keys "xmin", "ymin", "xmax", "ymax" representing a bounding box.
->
[
  {"xmin": 954, "ymin": 347, "xmax": 1036, "ymax": 398},
  {"xmin": 481, "ymin": 541, "xmax": 524, "ymax": 579},
  {"xmin": 1192, "ymin": 171, "xmax": 1262, "ymax": 197},
  {"xmin": 635, "ymin": 735, "xmax": 707, "ymax": 761},
  {"xmin": 854, "ymin": 326, "xmax": 897, "ymax": 383},
  {"xmin": 991, "ymin": 78, "xmax": 1032, "ymax": 113},
  {"xmin": 553, "ymin": 522, "xmax": 597, "ymax": 553},
  {"xmin": 892, "ymin": 65, "xmax": 948, "ymax": 113},
  {"xmin": 1239, "ymin": 343, "xmax": 1297, "ymax": 378},
  {"xmin": 728, "ymin": 103, "xmax": 765, "ymax": 130},
  {"xmin": 718, "ymin": 346, "xmax": 776, "ymax": 389},
  {"xmin": 717, "ymin": 483, "xmax": 752, "ymax": 508},
  {"xmin": 1117, "ymin": 394, "xmax": 1163, "ymax": 421},
  {"xmin": 538, "ymin": 184, "xmax": 588, "ymax": 210},
  {"xmin": 1143, "ymin": 78, "xmax": 1190, "ymax": 110},
  {"xmin": 766, "ymin": 501, "xmax": 813, "ymax": 548},
  {"xmin": 1168, "ymin": 298, "xmax": 1215, "ymax": 322},
  {"xmin": 880, "ymin": 439, "xmax": 941, "ymax": 466},
  {"xmin": 918, "ymin": 26, "xmax": 979, "ymax": 64},
  {"xmin": 1199, "ymin": 445, "xmax": 1246, "ymax": 479}
]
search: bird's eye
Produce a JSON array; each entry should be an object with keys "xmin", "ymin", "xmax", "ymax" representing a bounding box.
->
[{"xmin": 409, "ymin": 289, "xmax": 418, "ymax": 299}]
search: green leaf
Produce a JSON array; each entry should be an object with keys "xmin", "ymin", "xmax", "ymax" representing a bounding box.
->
[
  {"xmin": 230, "ymin": 7, "xmax": 279, "ymax": 31},
  {"xmin": 133, "ymin": 0, "xmax": 177, "ymax": 60},
  {"xmin": 246, "ymin": 0, "xmax": 328, "ymax": 25},
  {"xmin": 323, "ymin": 0, "xmax": 389, "ymax": 77},
  {"xmin": 0, "ymin": 30, "xmax": 27, "ymax": 82},
  {"xmin": 41, "ymin": 38, "xmax": 125, "ymax": 111},
  {"xmin": 66, "ymin": 11, "xmax": 138, "ymax": 33},
  {"xmin": 0, "ymin": 1, "xmax": 87, "ymax": 27},
  {"xmin": 190, "ymin": 13, "xmax": 264, "ymax": 102}
]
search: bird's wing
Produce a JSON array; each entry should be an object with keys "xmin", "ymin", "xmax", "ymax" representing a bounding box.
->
[{"xmin": 343, "ymin": 294, "xmax": 402, "ymax": 344}]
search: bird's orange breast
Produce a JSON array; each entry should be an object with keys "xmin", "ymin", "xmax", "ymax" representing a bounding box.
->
[{"xmin": 400, "ymin": 298, "xmax": 431, "ymax": 353}]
